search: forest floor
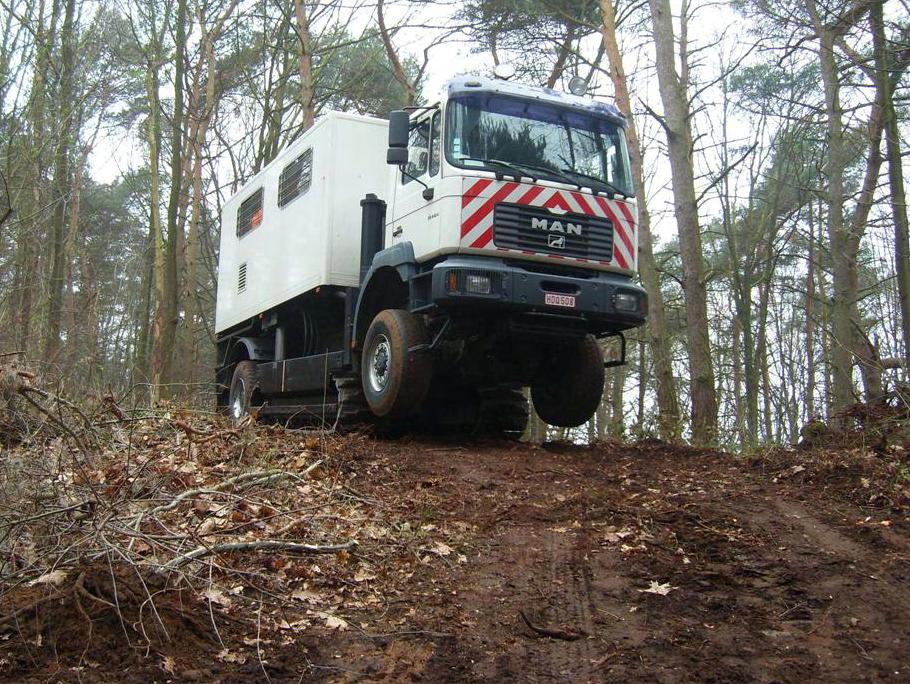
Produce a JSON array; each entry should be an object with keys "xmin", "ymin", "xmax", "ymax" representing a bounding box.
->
[{"xmin": 1, "ymin": 407, "xmax": 909, "ymax": 682}]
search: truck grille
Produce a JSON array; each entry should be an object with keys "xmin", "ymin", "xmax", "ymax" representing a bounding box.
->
[{"xmin": 493, "ymin": 202, "xmax": 613, "ymax": 261}]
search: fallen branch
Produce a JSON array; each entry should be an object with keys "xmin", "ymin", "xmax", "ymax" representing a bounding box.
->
[
  {"xmin": 158, "ymin": 538, "xmax": 358, "ymax": 572},
  {"xmin": 173, "ymin": 417, "xmax": 251, "ymax": 443},
  {"xmin": 519, "ymin": 610, "xmax": 587, "ymax": 641},
  {"xmin": 19, "ymin": 385, "xmax": 96, "ymax": 440},
  {"xmin": 144, "ymin": 461, "xmax": 321, "ymax": 518}
]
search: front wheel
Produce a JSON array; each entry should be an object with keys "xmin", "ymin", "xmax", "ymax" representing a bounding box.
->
[
  {"xmin": 361, "ymin": 309, "xmax": 432, "ymax": 419},
  {"xmin": 531, "ymin": 335, "xmax": 604, "ymax": 427}
]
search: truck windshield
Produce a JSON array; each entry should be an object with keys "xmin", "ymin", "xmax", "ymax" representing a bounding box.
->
[{"xmin": 445, "ymin": 93, "xmax": 634, "ymax": 197}]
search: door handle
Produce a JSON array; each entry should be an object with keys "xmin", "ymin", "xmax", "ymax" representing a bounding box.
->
[{"xmin": 392, "ymin": 226, "xmax": 403, "ymax": 237}]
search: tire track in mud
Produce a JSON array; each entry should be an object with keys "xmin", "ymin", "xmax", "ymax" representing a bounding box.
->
[{"xmin": 311, "ymin": 441, "xmax": 910, "ymax": 683}]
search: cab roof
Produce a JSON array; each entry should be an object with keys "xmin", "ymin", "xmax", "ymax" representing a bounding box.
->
[{"xmin": 445, "ymin": 75, "xmax": 627, "ymax": 127}]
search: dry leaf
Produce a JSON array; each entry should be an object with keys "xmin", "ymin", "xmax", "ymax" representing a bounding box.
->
[
  {"xmin": 203, "ymin": 587, "xmax": 233, "ymax": 607},
  {"xmin": 639, "ymin": 581, "xmax": 676, "ymax": 596},
  {"xmin": 317, "ymin": 611, "xmax": 348, "ymax": 630},
  {"xmin": 354, "ymin": 567, "xmax": 377, "ymax": 582},
  {"xmin": 30, "ymin": 569, "xmax": 68, "ymax": 586},
  {"xmin": 162, "ymin": 656, "xmax": 177, "ymax": 675},
  {"xmin": 216, "ymin": 649, "xmax": 247, "ymax": 664},
  {"xmin": 604, "ymin": 529, "xmax": 634, "ymax": 543},
  {"xmin": 291, "ymin": 588, "xmax": 320, "ymax": 603}
]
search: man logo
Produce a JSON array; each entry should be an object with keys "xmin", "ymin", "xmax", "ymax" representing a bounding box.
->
[
  {"xmin": 548, "ymin": 234, "xmax": 566, "ymax": 249},
  {"xmin": 531, "ymin": 217, "xmax": 582, "ymax": 236}
]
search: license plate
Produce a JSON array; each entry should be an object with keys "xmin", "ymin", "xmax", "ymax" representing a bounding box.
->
[{"xmin": 544, "ymin": 293, "xmax": 576, "ymax": 308}]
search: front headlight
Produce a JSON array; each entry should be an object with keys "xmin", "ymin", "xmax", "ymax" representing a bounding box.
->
[
  {"xmin": 465, "ymin": 273, "xmax": 492, "ymax": 295},
  {"xmin": 446, "ymin": 270, "xmax": 497, "ymax": 295},
  {"xmin": 613, "ymin": 291, "xmax": 641, "ymax": 313}
]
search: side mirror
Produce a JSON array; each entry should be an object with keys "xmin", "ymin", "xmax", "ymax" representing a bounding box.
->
[
  {"xmin": 387, "ymin": 147, "xmax": 408, "ymax": 165},
  {"xmin": 387, "ymin": 110, "xmax": 409, "ymax": 165}
]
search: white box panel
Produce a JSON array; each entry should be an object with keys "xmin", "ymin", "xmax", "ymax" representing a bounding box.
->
[{"xmin": 215, "ymin": 112, "xmax": 390, "ymax": 334}]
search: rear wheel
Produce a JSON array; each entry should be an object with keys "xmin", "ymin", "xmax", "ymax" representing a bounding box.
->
[
  {"xmin": 418, "ymin": 381, "xmax": 528, "ymax": 440},
  {"xmin": 229, "ymin": 360, "xmax": 260, "ymax": 420},
  {"xmin": 476, "ymin": 387, "xmax": 529, "ymax": 440},
  {"xmin": 361, "ymin": 309, "xmax": 432, "ymax": 419},
  {"xmin": 531, "ymin": 335, "xmax": 604, "ymax": 428}
]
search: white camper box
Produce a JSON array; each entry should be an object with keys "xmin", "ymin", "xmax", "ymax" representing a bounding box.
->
[{"xmin": 215, "ymin": 111, "xmax": 390, "ymax": 334}]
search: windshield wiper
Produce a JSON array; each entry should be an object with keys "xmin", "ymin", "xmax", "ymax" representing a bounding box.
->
[
  {"xmin": 460, "ymin": 157, "xmax": 536, "ymax": 181},
  {"xmin": 489, "ymin": 160, "xmax": 590, "ymax": 191},
  {"xmin": 558, "ymin": 168, "xmax": 629, "ymax": 199}
]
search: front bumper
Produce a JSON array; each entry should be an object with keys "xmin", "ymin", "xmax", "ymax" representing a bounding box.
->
[{"xmin": 423, "ymin": 256, "xmax": 647, "ymax": 334}]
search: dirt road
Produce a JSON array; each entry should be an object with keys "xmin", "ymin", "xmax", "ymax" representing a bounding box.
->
[
  {"xmin": 3, "ymin": 436, "xmax": 908, "ymax": 682},
  {"xmin": 305, "ymin": 439, "xmax": 909, "ymax": 682}
]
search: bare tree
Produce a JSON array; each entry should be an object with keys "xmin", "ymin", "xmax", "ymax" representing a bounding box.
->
[
  {"xmin": 871, "ymin": 0, "xmax": 910, "ymax": 365},
  {"xmin": 647, "ymin": 0, "xmax": 718, "ymax": 445},
  {"xmin": 600, "ymin": 0, "xmax": 680, "ymax": 440}
]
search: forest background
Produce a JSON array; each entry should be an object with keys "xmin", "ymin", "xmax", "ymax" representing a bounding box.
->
[{"xmin": 0, "ymin": 0, "xmax": 908, "ymax": 449}]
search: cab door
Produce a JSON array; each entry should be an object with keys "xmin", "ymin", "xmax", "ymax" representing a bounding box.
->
[{"xmin": 388, "ymin": 110, "xmax": 442, "ymax": 260}]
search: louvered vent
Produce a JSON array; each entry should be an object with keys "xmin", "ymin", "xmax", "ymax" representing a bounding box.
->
[
  {"xmin": 236, "ymin": 187, "xmax": 263, "ymax": 237},
  {"xmin": 237, "ymin": 262, "xmax": 247, "ymax": 294},
  {"xmin": 278, "ymin": 148, "xmax": 313, "ymax": 208}
]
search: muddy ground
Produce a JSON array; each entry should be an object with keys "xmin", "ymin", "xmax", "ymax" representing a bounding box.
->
[{"xmin": 3, "ymin": 436, "xmax": 909, "ymax": 682}]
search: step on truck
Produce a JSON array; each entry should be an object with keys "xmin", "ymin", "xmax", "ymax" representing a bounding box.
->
[{"xmin": 214, "ymin": 73, "xmax": 648, "ymax": 436}]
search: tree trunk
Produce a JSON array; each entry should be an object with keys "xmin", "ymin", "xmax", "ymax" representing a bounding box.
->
[
  {"xmin": 807, "ymin": 1, "xmax": 854, "ymax": 413},
  {"xmin": 600, "ymin": 0, "xmax": 680, "ymax": 440},
  {"xmin": 16, "ymin": 0, "xmax": 58, "ymax": 351},
  {"xmin": 609, "ymin": 364, "xmax": 626, "ymax": 439},
  {"xmin": 160, "ymin": 0, "xmax": 188, "ymax": 394},
  {"xmin": 731, "ymin": 316, "xmax": 745, "ymax": 446},
  {"xmin": 872, "ymin": 1, "xmax": 910, "ymax": 365},
  {"xmin": 182, "ymin": 14, "xmax": 224, "ymax": 391},
  {"xmin": 377, "ymin": 0, "xmax": 415, "ymax": 106},
  {"xmin": 146, "ymin": 64, "xmax": 166, "ymax": 402},
  {"xmin": 637, "ymin": 338, "xmax": 647, "ymax": 438},
  {"xmin": 545, "ymin": 28, "xmax": 575, "ymax": 89},
  {"xmin": 757, "ymin": 281, "xmax": 774, "ymax": 441},
  {"xmin": 843, "ymin": 20, "xmax": 889, "ymax": 402},
  {"xmin": 294, "ymin": 0, "xmax": 316, "ymax": 131},
  {"xmin": 647, "ymin": 0, "xmax": 717, "ymax": 445},
  {"xmin": 134, "ymin": 230, "xmax": 155, "ymax": 384},
  {"xmin": 42, "ymin": 0, "xmax": 76, "ymax": 364},
  {"xmin": 806, "ymin": 209, "xmax": 816, "ymax": 418},
  {"xmin": 62, "ymin": 141, "xmax": 90, "ymax": 379}
]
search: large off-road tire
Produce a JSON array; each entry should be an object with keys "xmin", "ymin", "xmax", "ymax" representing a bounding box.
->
[
  {"xmin": 361, "ymin": 309, "xmax": 433, "ymax": 419},
  {"xmin": 417, "ymin": 381, "xmax": 528, "ymax": 440},
  {"xmin": 476, "ymin": 387, "xmax": 529, "ymax": 440},
  {"xmin": 229, "ymin": 360, "xmax": 260, "ymax": 420},
  {"xmin": 531, "ymin": 335, "xmax": 604, "ymax": 427}
]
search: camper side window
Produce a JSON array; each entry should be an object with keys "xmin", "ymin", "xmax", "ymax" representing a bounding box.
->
[
  {"xmin": 278, "ymin": 148, "xmax": 313, "ymax": 208},
  {"xmin": 402, "ymin": 118, "xmax": 430, "ymax": 184},
  {"xmin": 237, "ymin": 187, "xmax": 264, "ymax": 237}
]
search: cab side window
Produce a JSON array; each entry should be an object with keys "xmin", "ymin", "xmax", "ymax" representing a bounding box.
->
[
  {"xmin": 402, "ymin": 117, "xmax": 430, "ymax": 184},
  {"xmin": 429, "ymin": 112, "xmax": 441, "ymax": 176}
]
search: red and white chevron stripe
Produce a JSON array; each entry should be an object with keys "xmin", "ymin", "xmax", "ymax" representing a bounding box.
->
[{"xmin": 460, "ymin": 178, "xmax": 637, "ymax": 271}]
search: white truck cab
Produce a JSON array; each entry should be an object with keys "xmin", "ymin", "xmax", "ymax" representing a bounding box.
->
[
  {"xmin": 386, "ymin": 76, "xmax": 638, "ymax": 274},
  {"xmin": 215, "ymin": 74, "xmax": 647, "ymax": 435}
]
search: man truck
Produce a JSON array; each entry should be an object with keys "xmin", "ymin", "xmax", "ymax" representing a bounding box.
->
[{"xmin": 214, "ymin": 74, "xmax": 647, "ymax": 437}]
